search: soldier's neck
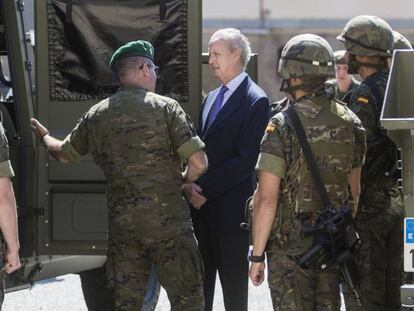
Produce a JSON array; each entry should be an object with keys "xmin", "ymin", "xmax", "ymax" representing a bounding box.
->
[{"xmin": 338, "ymin": 77, "xmax": 352, "ymax": 93}]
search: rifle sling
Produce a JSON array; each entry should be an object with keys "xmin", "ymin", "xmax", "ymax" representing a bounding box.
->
[{"xmin": 285, "ymin": 106, "xmax": 332, "ymax": 209}]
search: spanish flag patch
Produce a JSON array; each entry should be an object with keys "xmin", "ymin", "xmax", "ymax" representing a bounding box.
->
[
  {"xmin": 357, "ymin": 97, "xmax": 369, "ymax": 104},
  {"xmin": 266, "ymin": 123, "xmax": 276, "ymax": 133}
]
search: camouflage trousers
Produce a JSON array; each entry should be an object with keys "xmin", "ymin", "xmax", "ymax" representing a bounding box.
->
[
  {"xmin": 344, "ymin": 186, "xmax": 404, "ymax": 311},
  {"xmin": 267, "ymin": 238, "xmax": 340, "ymax": 311},
  {"xmin": 106, "ymin": 227, "xmax": 204, "ymax": 311}
]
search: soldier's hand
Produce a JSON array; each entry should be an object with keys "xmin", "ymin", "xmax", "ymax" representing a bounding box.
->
[
  {"xmin": 4, "ymin": 249, "xmax": 21, "ymax": 274},
  {"xmin": 249, "ymin": 262, "xmax": 265, "ymax": 286},
  {"xmin": 182, "ymin": 183, "xmax": 207, "ymax": 209},
  {"xmin": 30, "ymin": 118, "xmax": 49, "ymax": 139}
]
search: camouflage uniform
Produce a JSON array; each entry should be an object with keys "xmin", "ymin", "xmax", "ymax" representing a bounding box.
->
[
  {"xmin": 344, "ymin": 70, "xmax": 404, "ymax": 311},
  {"xmin": 338, "ymin": 16, "xmax": 404, "ymax": 311},
  {"xmin": 261, "ymin": 95, "xmax": 365, "ymax": 311},
  {"xmin": 257, "ymin": 34, "xmax": 366, "ymax": 311},
  {"xmin": 0, "ymin": 122, "xmax": 14, "ymax": 307},
  {"xmin": 60, "ymin": 86, "xmax": 205, "ymax": 310}
]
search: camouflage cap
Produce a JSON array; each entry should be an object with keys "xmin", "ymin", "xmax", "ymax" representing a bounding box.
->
[
  {"xmin": 278, "ymin": 34, "xmax": 335, "ymax": 79},
  {"xmin": 393, "ymin": 31, "xmax": 413, "ymax": 50},
  {"xmin": 109, "ymin": 40, "xmax": 154, "ymax": 70},
  {"xmin": 333, "ymin": 50, "xmax": 348, "ymax": 65},
  {"xmin": 337, "ymin": 15, "xmax": 394, "ymax": 57}
]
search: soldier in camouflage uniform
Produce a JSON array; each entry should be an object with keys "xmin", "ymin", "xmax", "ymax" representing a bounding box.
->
[
  {"xmin": 328, "ymin": 50, "xmax": 360, "ymax": 101},
  {"xmin": 249, "ymin": 34, "xmax": 366, "ymax": 311},
  {"xmin": 0, "ymin": 122, "xmax": 21, "ymax": 307},
  {"xmin": 338, "ymin": 15, "xmax": 404, "ymax": 311},
  {"xmin": 31, "ymin": 40, "xmax": 207, "ymax": 311}
]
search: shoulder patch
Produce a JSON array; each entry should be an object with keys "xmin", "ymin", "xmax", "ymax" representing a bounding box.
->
[
  {"xmin": 357, "ymin": 97, "xmax": 369, "ymax": 104},
  {"xmin": 266, "ymin": 123, "xmax": 276, "ymax": 133}
]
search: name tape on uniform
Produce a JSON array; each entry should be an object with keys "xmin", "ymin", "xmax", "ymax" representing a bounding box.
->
[{"xmin": 404, "ymin": 218, "xmax": 414, "ymax": 272}]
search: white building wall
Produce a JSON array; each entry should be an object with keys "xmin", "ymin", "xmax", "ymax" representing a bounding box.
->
[
  {"xmin": 204, "ymin": 0, "xmax": 414, "ymax": 21},
  {"xmin": 202, "ymin": 0, "xmax": 414, "ymax": 101}
]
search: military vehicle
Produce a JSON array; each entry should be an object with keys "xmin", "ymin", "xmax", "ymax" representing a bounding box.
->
[
  {"xmin": 381, "ymin": 49, "xmax": 414, "ymax": 308},
  {"xmin": 0, "ymin": 0, "xmax": 203, "ymax": 309}
]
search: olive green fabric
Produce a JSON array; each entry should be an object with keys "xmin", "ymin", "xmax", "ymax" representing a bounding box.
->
[
  {"xmin": 337, "ymin": 15, "xmax": 394, "ymax": 57},
  {"xmin": 0, "ymin": 122, "xmax": 14, "ymax": 178},
  {"xmin": 109, "ymin": 40, "xmax": 155, "ymax": 70},
  {"xmin": 177, "ymin": 136, "xmax": 205, "ymax": 162},
  {"xmin": 255, "ymin": 152, "xmax": 287, "ymax": 179},
  {"xmin": 278, "ymin": 34, "xmax": 335, "ymax": 79},
  {"xmin": 60, "ymin": 85, "xmax": 205, "ymax": 309}
]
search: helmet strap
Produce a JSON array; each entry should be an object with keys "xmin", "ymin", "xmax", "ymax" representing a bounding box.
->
[{"xmin": 280, "ymin": 78, "xmax": 327, "ymax": 100}]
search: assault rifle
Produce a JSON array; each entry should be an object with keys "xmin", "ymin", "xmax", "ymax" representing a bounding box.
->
[{"xmin": 294, "ymin": 206, "xmax": 361, "ymax": 304}]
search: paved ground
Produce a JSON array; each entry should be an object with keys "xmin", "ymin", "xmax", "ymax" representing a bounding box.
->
[
  {"xmin": 2, "ymin": 273, "xmax": 273, "ymax": 311},
  {"xmin": 2, "ymin": 272, "xmax": 347, "ymax": 310}
]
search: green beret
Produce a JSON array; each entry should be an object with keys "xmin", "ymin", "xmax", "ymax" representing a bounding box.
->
[
  {"xmin": 333, "ymin": 50, "xmax": 348, "ymax": 65},
  {"xmin": 109, "ymin": 40, "xmax": 154, "ymax": 70}
]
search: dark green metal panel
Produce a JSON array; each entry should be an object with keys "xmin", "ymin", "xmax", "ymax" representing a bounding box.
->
[
  {"xmin": 34, "ymin": 0, "xmax": 203, "ymax": 255},
  {"xmin": 186, "ymin": 0, "xmax": 203, "ymax": 121},
  {"xmin": 381, "ymin": 50, "xmax": 414, "ymax": 217},
  {"xmin": 2, "ymin": 0, "xmax": 37, "ymax": 258}
]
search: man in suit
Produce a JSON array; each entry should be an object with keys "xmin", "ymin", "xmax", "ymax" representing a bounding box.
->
[{"xmin": 183, "ymin": 28, "xmax": 269, "ymax": 311}]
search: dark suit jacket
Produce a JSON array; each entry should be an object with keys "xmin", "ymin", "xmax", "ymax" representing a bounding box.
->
[{"xmin": 194, "ymin": 75, "xmax": 269, "ymax": 233}]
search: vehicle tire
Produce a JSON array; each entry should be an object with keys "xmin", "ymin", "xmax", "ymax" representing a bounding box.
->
[{"xmin": 79, "ymin": 265, "xmax": 160, "ymax": 311}]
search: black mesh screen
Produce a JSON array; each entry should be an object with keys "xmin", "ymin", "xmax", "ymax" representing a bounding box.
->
[{"xmin": 48, "ymin": 0, "xmax": 188, "ymax": 101}]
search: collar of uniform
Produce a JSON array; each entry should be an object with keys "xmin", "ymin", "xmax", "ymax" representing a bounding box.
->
[
  {"xmin": 294, "ymin": 97, "xmax": 323, "ymax": 119},
  {"xmin": 119, "ymin": 85, "xmax": 148, "ymax": 93},
  {"xmin": 365, "ymin": 68, "xmax": 389, "ymax": 81}
]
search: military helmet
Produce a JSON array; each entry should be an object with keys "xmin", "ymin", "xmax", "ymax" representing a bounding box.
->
[
  {"xmin": 333, "ymin": 50, "xmax": 348, "ymax": 65},
  {"xmin": 278, "ymin": 34, "xmax": 335, "ymax": 80},
  {"xmin": 337, "ymin": 15, "xmax": 394, "ymax": 57},
  {"xmin": 393, "ymin": 31, "xmax": 413, "ymax": 50}
]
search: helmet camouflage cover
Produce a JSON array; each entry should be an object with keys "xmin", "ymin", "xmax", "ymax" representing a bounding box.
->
[
  {"xmin": 337, "ymin": 15, "xmax": 394, "ymax": 57},
  {"xmin": 278, "ymin": 33, "xmax": 335, "ymax": 79}
]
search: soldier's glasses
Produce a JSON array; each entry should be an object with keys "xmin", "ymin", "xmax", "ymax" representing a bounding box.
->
[{"xmin": 140, "ymin": 63, "xmax": 159, "ymax": 75}]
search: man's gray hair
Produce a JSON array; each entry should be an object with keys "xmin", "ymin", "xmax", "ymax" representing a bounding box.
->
[{"xmin": 209, "ymin": 28, "xmax": 252, "ymax": 69}]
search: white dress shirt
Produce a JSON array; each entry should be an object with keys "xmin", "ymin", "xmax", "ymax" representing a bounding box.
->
[{"xmin": 202, "ymin": 71, "xmax": 248, "ymax": 127}]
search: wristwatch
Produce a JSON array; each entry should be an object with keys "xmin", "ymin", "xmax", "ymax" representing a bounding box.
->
[{"xmin": 248, "ymin": 250, "xmax": 265, "ymax": 263}]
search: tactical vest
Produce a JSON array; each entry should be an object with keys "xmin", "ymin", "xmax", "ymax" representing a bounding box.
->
[{"xmin": 290, "ymin": 96, "xmax": 355, "ymax": 217}]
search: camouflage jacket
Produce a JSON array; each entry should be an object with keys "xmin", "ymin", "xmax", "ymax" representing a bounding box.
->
[
  {"xmin": 60, "ymin": 86, "xmax": 204, "ymax": 236},
  {"xmin": 257, "ymin": 94, "xmax": 365, "ymax": 238}
]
